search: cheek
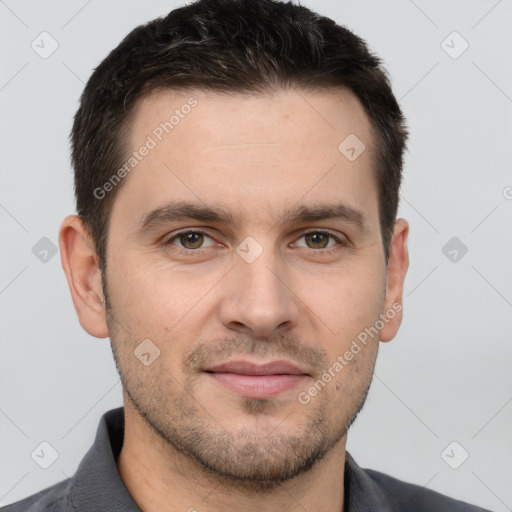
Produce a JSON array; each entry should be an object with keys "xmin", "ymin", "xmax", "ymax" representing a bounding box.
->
[
  {"xmin": 110, "ymin": 262, "xmax": 227, "ymax": 361},
  {"xmin": 303, "ymin": 267, "xmax": 385, "ymax": 337},
  {"xmin": 108, "ymin": 258, "xmax": 189, "ymax": 321}
]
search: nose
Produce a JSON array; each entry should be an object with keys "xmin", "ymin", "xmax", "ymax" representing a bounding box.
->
[{"xmin": 219, "ymin": 249, "xmax": 301, "ymax": 337}]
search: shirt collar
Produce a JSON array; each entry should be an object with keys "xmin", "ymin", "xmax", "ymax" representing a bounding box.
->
[
  {"xmin": 68, "ymin": 407, "xmax": 141, "ymax": 511},
  {"xmin": 344, "ymin": 451, "xmax": 393, "ymax": 511},
  {"xmin": 68, "ymin": 407, "xmax": 391, "ymax": 512}
]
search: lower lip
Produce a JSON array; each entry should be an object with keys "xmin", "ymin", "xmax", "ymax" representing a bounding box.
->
[{"xmin": 204, "ymin": 372, "xmax": 308, "ymax": 398}]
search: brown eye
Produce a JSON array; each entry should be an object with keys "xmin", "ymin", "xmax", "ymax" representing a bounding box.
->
[
  {"xmin": 296, "ymin": 231, "xmax": 343, "ymax": 251},
  {"xmin": 179, "ymin": 232, "xmax": 204, "ymax": 249},
  {"xmin": 304, "ymin": 232, "xmax": 330, "ymax": 249},
  {"xmin": 166, "ymin": 230, "xmax": 215, "ymax": 250}
]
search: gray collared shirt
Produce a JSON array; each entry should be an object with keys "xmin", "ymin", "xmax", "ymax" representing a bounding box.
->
[{"xmin": 1, "ymin": 407, "xmax": 492, "ymax": 511}]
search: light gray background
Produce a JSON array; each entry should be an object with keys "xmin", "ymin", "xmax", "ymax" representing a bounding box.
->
[{"xmin": 1, "ymin": 0, "xmax": 511, "ymax": 510}]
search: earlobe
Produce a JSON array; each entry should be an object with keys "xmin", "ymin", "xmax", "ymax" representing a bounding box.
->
[
  {"xmin": 58, "ymin": 215, "xmax": 109, "ymax": 339},
  {"xmin": 380, "ymin": 218, "xmax": 409, "ymax": 343}
]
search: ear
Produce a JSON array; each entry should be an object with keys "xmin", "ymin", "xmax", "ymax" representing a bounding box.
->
[
  {"xmin": 380, "ymin": 218, "xmax": 409, "ymax": 342},
  {"xmin": 58, "ymin": 215, "xmax": 109, "ymax": 338}
]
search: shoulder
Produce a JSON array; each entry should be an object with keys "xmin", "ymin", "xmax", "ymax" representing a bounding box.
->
[
  {"xmin": 364, "ymin": 467, "xmax": 493, "ymax": 511},
  {"xmin": 0, "ymin": 479, "xmax": 73, "ymax": 512}
]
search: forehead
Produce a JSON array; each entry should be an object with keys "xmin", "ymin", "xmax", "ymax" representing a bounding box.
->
[
  {"xmin": 112, "ymin": 87, "xmax": 378, "ymax": 231},
  {"xmin": 130, "ymin": 86, "xmax": 373, "ymax": 158}
]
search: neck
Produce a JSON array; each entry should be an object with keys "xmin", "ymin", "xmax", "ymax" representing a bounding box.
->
[{"xmin": 117, "ymin": 402, "xmax": 346, "ymax": 512}]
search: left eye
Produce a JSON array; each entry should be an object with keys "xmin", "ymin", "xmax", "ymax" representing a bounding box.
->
[{"xmin": 295, "ymin": 231, "xmax": 340, "ymax": 250}]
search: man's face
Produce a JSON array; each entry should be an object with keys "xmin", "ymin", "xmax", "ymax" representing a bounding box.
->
[{"xmin": 94, "ymin": 88, "xmax": 405, "ymax": 486}]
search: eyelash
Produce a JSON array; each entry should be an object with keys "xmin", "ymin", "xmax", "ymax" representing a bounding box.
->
[{"xmin": 164, "ymin": 229, "xmax": 347, "ymax": 256}]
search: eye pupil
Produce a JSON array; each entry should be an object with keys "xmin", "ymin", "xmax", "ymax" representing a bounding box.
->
[
  {"xmin": 180, "ymin": 232, "xmax": 204, "ymax": 249},
  {"xmin": 305, "ymin": 232, "xmax": 329, "ymax": 249}
]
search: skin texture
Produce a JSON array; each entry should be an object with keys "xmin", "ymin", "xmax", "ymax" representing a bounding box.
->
[{"xmin": 59, "ymin": 88, "xmax": 409, "ymax": 512}]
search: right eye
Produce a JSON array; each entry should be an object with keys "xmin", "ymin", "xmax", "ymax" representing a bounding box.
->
[{"xmin": 164, "ymin": 229, "xmax": 217, "ymax": 251}]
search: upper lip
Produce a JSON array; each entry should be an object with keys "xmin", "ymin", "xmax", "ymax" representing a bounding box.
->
[{"xmin": 204, "ymin": 360, "xmax": 309, "ymax": 376}]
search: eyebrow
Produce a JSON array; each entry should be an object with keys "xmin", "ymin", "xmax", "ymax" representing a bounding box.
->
[{"xmin": 134, "ymin": 200, "xmax": 369, "ymax": 235}]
